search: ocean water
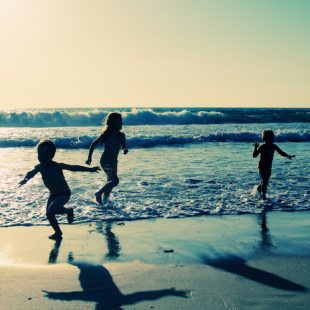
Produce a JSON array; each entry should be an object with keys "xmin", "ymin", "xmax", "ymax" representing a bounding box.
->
[{"xmin": 0, "ymin": 108, "xmax": 309, "ymax": 227}]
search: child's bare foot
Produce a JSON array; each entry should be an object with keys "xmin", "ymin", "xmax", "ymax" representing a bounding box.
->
[
  {"xmin": 49, "ymin": 233, "xmax": 63, "ymax": 240},
  {"xmin": 262, "ymin": 195, "xmax": 267, "ymax": 200},
  {"xmin": 67, "ymin": 208, "xmax": 74, "ymax": 224},
  {"xmin": 95, "ymin": 192, "xmax": 103, "ymax": 205}
]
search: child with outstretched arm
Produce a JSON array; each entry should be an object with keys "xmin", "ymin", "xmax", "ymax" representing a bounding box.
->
[
  {"xmin": 253, "ymin": 130, "xmax": 295, "ymax": 200},
  {"xmin": 86, "ymin": 112, "xmax": 128, "ymax": 205},
  {"xmin": 19, "ymin": 139, "xmax": 100, "ymax": 240}
]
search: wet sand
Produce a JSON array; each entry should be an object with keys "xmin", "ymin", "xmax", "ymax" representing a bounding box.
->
[{"xmin": 1, "ymin": 211, "xmax": 309, "ymax": 309}]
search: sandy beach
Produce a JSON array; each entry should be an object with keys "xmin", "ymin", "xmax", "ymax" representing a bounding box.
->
[
  {"xmin": 1, "ymin": 211, "xmax": 309, "ymax": 309},
  {"xmin": 1, "ymin": 0, "xmax": 309, "ymax": 308}
]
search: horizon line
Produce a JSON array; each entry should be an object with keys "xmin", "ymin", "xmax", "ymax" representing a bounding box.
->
[{"xmin": 0, "ymin": 106, "xmax": 310, "ymax": 111}]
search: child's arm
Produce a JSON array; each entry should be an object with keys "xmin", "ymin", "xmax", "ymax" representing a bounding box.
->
[
  {"xmin": 59, "ymin": 163, "xmax": 101, "ymax": 173},
  {"xmin": 86, "ymin": 137, "xmax": 102, "ymax": 165},
  {"xmin": 121, "ymin": 133, "xmax": 128, "ymax": 155},
  {"xmin": 252, "ymin": 143, "xmax": 260, "ymax": 157},
  {"xmin": 18, "ymin": 166, "xmax": 40, "ymax": 187},
  {"xmin": 274, "ymin": 145, "xmax": 295, "ymax": 160}
]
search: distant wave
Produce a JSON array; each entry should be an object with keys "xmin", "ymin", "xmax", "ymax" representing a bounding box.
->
[
  {"xmin": 122, "ymin": 109, "xmax": 224, "ymax": 125},
  {"xmin": 1, "ymin": 131, "xmax": 309, "ymax": 148},
  {"xmin": 0, "ymin": 108, "xmax": 309, "ymax": 127}
]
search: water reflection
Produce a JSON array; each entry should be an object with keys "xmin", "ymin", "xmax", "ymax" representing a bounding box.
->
[
  {"xmin": 48, "ymin": 239, "xmax": 62, "ymax": 264},
  {"xmin": 258, "ymin": 207, "xmax": 273, "ymax": 250},
  {"xmin": 96, "ymin": 221, "xmax": 121, "ymax": 259}
]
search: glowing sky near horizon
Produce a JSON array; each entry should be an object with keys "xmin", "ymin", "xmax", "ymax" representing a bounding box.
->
[{"xmin": 0, "ymin": 0, "xmax": 309, "ymax": 109}]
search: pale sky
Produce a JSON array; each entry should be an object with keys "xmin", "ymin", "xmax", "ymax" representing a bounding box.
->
[{"xmin": 0, "ymin": 0, "xmax": 309, "ymax": 109}]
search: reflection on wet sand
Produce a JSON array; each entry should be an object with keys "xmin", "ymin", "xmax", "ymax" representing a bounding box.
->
[
  {"xmin": 258, "ymin": 207, "xmax": 273, "ymax": 250},
  {"xmin": 96, "ymin": 221, "xmax": 121, "ymax": 259},
  {"xmin": 48, "ymin": 239, "xmax": 62, "ymax": 264}
]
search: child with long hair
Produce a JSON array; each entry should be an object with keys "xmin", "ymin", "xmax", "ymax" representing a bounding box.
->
[
  {"xmin": 86, "ymin": 112, "xmax": 128, "ymax": 204},
  {"xmin": 253, "ymin": 130, "xmax": 295, "ymax": 200}
]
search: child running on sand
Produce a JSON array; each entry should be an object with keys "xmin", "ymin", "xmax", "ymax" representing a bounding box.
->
[
  {"xmin": 253, "ymin": 130, "xmax": 295, "ymax": 200},
  {"xmin": 86, "ymin": 112, "xmax": 128, "ymax": 205},
  {"xmin": 19, "ymin": 139, "xmax": 100, "ymax": 240}
]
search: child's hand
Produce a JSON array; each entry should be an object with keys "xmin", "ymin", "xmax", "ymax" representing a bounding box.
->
[
  {"xmin": 90, "ymin": 166, "xmax": 101, "ymax": 173},
  {"xmin": 18, "ymin": 179, "xmax": 27, "ymax": 187},
  {"xmin": 288, "ymin": 155, "xmax": 295, "ymax": 160},
  {"xmin": 253, "ymin": 142, "xmax": 259, "ymax": 148},
  {"xmin": 123, "ymin": 148, "xmax": 128, "ymax": 155},
  {"xmin": 86, "ymin": 159, "xmax": 91, "ymax": 165}
]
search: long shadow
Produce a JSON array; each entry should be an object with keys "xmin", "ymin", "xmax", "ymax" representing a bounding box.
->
[
  {"xmin": 202, "ymin": 253, "xmax": 307, "ymax": 292},
  {"xmin": 44, "ymin": 254, "xmax": 187, "ymax": 309}
]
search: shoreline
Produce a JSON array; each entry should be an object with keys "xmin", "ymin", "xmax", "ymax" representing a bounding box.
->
[
  {"xmin": 1, "ymin": 212, "xmax": 309, "ymax": 309},
  {"xmin": 2, "ymin": 207, "xmax": 310, "ymax": 227},
  {"xmin": 1, "ymin": 211, "xmax": 310, "ymax": 265}
]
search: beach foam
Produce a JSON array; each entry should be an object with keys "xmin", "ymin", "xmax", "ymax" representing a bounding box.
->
[
  {"xmin": 1, "ymin": 142, "xmax": 309, "ymax": 227},
  {"xmin": 0, "ymin": 124, "xmax": 309, "ymax": 149}
]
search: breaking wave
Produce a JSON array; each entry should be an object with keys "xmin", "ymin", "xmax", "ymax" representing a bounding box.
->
[
  {"xmin": 0, "ymin": 130, "xmax": 309, "ymax": 148},
  {"xmin": 0, "ymin": 108, "xmax": 309, "ymax": 127}
]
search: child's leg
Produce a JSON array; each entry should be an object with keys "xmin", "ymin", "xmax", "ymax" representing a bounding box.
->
[
  {"xmin": 257, "ymin": 170, "xmax": 262, "ymax": 193},
  {"xmin": 261, "ymin": 177, "xmax": 269, "ymax": 199},
  {"xmin": 46, "ymin": 194, "xmax": 71, "ymax": 237},
  {"xmin": 96, "ymin": 164, "xmax": 119, "ymax": 203},
  {"xmin": 257, "ymin": 184, "xmax": 262, "ymax": 193},
  {"xmin": 259, "ymin": 169, "xmax": 271, "ymax": 200}
]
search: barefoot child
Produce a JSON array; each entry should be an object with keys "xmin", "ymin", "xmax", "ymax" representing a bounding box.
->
[
  {"xmin": 86, "ymin": 112, "xmax": 128, "ymax": 204},
  {"xmin": 253, "ymin": 130, "xmax": 295, "ymax": 200},
  {"xmin": 19, "ymin": 139, "xmax": 100, "ymax": 240}
]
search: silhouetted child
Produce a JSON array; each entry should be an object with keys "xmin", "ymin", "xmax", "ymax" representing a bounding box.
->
[
  {"xmin": 86, "ymin": 112, "xmax": 128, "ymax": 204},
  {"xmin": 253, "ymin": 130, "xmax": 295, "ymax": 200},
  {"xmin": 19, "ymin": 139, "xmax": 100, "ymax": 240}
]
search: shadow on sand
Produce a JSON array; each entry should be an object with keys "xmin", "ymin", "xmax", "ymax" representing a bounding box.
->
[
  {"xmin": 202, "ymin": 253, "xmax": 307, "ymax": 292},
  {"xmin": 44, "ymin": 253, "xmax": 187, "ymax": 309}
]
